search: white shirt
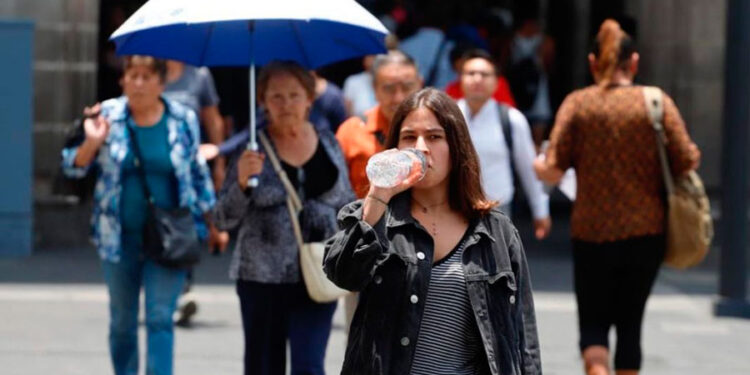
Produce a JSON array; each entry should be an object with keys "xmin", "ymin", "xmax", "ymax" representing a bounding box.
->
[
  {"xmin": 458, "ymin": 99, "xmax": 549, "ymax": 219},
  {"xmin": 342, "ymin": 71, "xmax": 376, "ymax": 119}
]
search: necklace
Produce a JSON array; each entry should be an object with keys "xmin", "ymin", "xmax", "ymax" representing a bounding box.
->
[{"xmin": 413, "ymin": 199, "xmax": 447, "ymax": 237}]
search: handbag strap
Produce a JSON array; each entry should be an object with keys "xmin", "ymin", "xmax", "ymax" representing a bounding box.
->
[
  {"xmin": 642, "ymin": 86, "xmax": 675, "ymax": 196},
  {"xmin": 258, "ymin": 132, "xmax": 305, "ymax": 249},
  {"xmin": 124, "ymin": 120, "xmax": 157, "ymax": 205}
]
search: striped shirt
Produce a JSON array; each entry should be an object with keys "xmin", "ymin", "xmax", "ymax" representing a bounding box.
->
[{"xmin": 410, "ymin": 231, "xmax": 487, "ymax": 374}]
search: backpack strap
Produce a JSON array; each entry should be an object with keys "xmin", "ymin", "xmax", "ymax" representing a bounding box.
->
[
  {"xmin": 498, "ymin": 103, "xmax": 514, "ymax": 174},
  {"xmin": 425, "ymin": 35, "xmax": 450, "ymax": 87},
  {"xmin": 498, "ymin": 103, "xmax": 513, "ymax": 152}
]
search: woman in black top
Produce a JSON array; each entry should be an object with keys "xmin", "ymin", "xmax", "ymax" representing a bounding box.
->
[
  {"xmin": 324, "ymin": 88, "xmax": 542, "ymax": 375},
  {"xmin": 213, "ymin": 61, "xmax": 354, "ymax": 375}
]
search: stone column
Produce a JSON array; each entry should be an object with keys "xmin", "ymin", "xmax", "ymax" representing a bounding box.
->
[{"xmin": 0, "ymin": 0, "xmax": 100, "ymax": 248}]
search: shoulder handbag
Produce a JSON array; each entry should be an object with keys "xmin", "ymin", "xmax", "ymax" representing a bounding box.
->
[
  {"xmin": 642, "ymin": 87, "xmax": 713, "ymax": 269},
  {"xmin": 259, "ymin": 132, "xmax": 349, "ymax": 303},
  {"xmin": 125, "ymin": 122, "xmax": 203, "ymax": 270}
]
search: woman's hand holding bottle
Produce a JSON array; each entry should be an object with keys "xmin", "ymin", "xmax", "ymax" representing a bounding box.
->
[{"xmin": 362, "ymin": 148, "xmax": 426, "ymax": 225}]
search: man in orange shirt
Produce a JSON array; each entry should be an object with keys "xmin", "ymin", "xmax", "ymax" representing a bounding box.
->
[{"xmin": 336, "ymin": 51, "xmax": 423, "ymax": 198}]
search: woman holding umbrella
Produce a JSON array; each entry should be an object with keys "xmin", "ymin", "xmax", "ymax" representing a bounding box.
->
[
  {"xmin": 61, "ymin": 55, "xmax": 217, "ymax": 375},
  {"xmin": 213, "ymin": 61, "xmax": 355, "ymax": 375}
]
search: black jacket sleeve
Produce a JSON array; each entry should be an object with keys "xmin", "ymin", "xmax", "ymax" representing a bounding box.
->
[{"xmin": 323, "ymin": 200, "xmax": 391, "ymax": 291}]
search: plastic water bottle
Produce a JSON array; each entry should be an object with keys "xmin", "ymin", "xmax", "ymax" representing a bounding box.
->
[{"xmin": 366, "ymin": 148, "xmax": 427, "ymax": 188}]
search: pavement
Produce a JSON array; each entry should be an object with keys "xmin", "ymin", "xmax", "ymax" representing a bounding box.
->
[{"xmin": 2, "ymin": 200, "xmax": 750, "ymax": 374}]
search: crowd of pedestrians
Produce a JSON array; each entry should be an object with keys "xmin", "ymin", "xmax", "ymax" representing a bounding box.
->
[{"xmin": 61, "ymin": 2, "xmax": 701, "ymax": 373}]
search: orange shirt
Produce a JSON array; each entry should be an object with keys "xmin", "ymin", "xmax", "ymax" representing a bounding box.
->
[
  {"xmin": 335, "ymin": 106, "xmax": 390, "ymax": 198},
  {"xmin": 547, "ymin": 85, "xmax": 699, "ymax": 243}
]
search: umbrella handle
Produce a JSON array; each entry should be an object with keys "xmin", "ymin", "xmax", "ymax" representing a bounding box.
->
[{"xmin": 246, "ymin": 140, "xmax": 259, "ymax": 188}]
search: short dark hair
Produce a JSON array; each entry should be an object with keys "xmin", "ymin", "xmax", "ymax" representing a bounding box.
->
[
  {"xmin": 449, "ymin": 42, "xmax": 475, "ymax": 65},
  {"xmin": 371, "ymin": 51, "xmax": 419, "ymax": 83},
  {"xmin": 257, "ymin": 60, "xmax": 316, "ymax": 101},
  {"xmin": 385, "ymin": 88, "xmax": 496, "ymax": 218},
  {"xmin": 460, "ymin": 48, "xmax": 498, "ymax": 75},
  {"xmin": 122, "ymin": 55, "xmax": 167, "ymax": 82}
]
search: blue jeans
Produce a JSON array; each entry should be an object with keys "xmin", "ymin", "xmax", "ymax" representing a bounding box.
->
[
  {"xmin": 102, "ymin": 235, "xmax": 187, "ymax": 375},
  {"xmin": 237, "ymin": 280, "xmax": 337, "ymax": 375}
]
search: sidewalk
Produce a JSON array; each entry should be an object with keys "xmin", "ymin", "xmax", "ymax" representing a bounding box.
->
[{"xmin": 2, "ymin": 242, "xmax": 749, "ymax": 374}]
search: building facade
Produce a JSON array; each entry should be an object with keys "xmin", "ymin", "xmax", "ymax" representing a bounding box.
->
[{"xmin": 0, "ymin": 0, "xmax": 729, "ymax": 248}]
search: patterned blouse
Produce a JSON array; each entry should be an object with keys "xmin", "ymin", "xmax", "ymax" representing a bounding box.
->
[
  {"xmin": 546, "ymin": 85, "xmax": 699, "ymax": 243},
  {"xmin": 61, "ymin": 96, "xmax": 216, "ymax": 262},
  {"xmin": 213, "ymin": 127, "xmax": 355, "ymax": 284}
]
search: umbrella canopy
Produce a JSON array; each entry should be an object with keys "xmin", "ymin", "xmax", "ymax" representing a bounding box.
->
[
  {"xmin": 110, "ymin": 0, "xmax": 389, "ymax": 187},
  {"xmin": 110, "ymin": 0, "xmax": 389, "ymax": 69}
]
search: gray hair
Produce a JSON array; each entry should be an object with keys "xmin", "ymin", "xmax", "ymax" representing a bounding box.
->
[{"xmin": 370, "ymin": 50, "xmax": 420, "ymax": 83}]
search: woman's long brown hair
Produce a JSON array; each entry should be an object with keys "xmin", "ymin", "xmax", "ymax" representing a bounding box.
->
[
  {"xmin": 385, "ymin": 88, "xmax": 496, "ymax": 219},
  {"xmin": 592, "ymin": 19, "xmax": 636, "ymax": 86}
]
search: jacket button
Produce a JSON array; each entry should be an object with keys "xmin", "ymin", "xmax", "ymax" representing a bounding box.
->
[
  {"xmin": 373, "ymin": 275, "xmax": 383, "ymax": 285},
  {"xmin": 509, "ymin": 295, "xmax": 516, "ymax": 304},
  {"xmin": 410, "ymin": 294, "xmax": 419, "ymax": 304},
  {"xmin": 400, "ymin": 337, "xmax": 410, "ymax": 346},
  {"xmin": 416, "ymin": 251, "xmax": 425, "ymax": 260}
]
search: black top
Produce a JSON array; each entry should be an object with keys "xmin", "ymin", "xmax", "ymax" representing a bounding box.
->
[{"xmin": 281, "ymin": 140, "xmax": 338, "ymax": 200}]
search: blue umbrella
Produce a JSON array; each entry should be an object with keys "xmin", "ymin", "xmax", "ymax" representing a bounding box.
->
[{"xmin": 110, "ymin": 0, "xmax": 388, "ymax": 186}]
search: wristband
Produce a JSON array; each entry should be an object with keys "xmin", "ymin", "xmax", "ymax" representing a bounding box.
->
[{"xmin": 366, "ymin": 194, "xmax": 388, "ymax": 206}]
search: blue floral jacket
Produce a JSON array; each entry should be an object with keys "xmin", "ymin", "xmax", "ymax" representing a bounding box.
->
[{"xmin": 61, "ymin": 96, "xmax": 216, "ymax": 262}]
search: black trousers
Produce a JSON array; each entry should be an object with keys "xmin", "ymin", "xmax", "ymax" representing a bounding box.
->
[
  {"xmin": 573, "ymin": 234, "xmax": 665, "ymax": 370},
  {"xmin": 236, "ymin": 280, "xmax": 337, "ymax": 375}
]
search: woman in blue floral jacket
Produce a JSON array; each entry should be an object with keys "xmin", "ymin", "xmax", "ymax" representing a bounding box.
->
[{"xmin": 61, "ymin": 56, "xmax": 216, "ymax": 375}]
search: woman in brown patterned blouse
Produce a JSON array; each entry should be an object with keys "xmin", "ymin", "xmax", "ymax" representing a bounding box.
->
[{"xmin": 534, "ymin": 19, "xmax": 700, "ymax": 375}]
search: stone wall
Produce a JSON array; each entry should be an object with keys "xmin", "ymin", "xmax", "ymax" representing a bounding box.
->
[
  {"xmin": 1, "ymin": 0, "xmax": 99, "ymax": 183},
  {"xmin": 626, "ymin": 0, "xmax": 726, "ymax": 188}
]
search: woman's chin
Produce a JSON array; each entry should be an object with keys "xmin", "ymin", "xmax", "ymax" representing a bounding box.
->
[
  {"xmin": 271, "ymin": 118, "xmax": 302, "ymax": 128},
  {"xmin": 412, "ymin": 177, "xmax": 439, "ymax": 191}
]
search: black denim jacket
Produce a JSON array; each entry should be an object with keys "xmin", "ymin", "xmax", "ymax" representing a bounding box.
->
[{"xmin": 324, "ymin": 194, "xmax": 542, "ymax": 375}]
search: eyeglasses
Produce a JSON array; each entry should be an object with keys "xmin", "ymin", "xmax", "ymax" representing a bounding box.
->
[{"xmin": 378, "ymin": 81, "xmax": 420, "ymax": 95}]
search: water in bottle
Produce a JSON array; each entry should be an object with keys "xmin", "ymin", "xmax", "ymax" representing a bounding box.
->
[{"xmin": 366, "ymin": 148, "xmax": 427, "ymax": 188}]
